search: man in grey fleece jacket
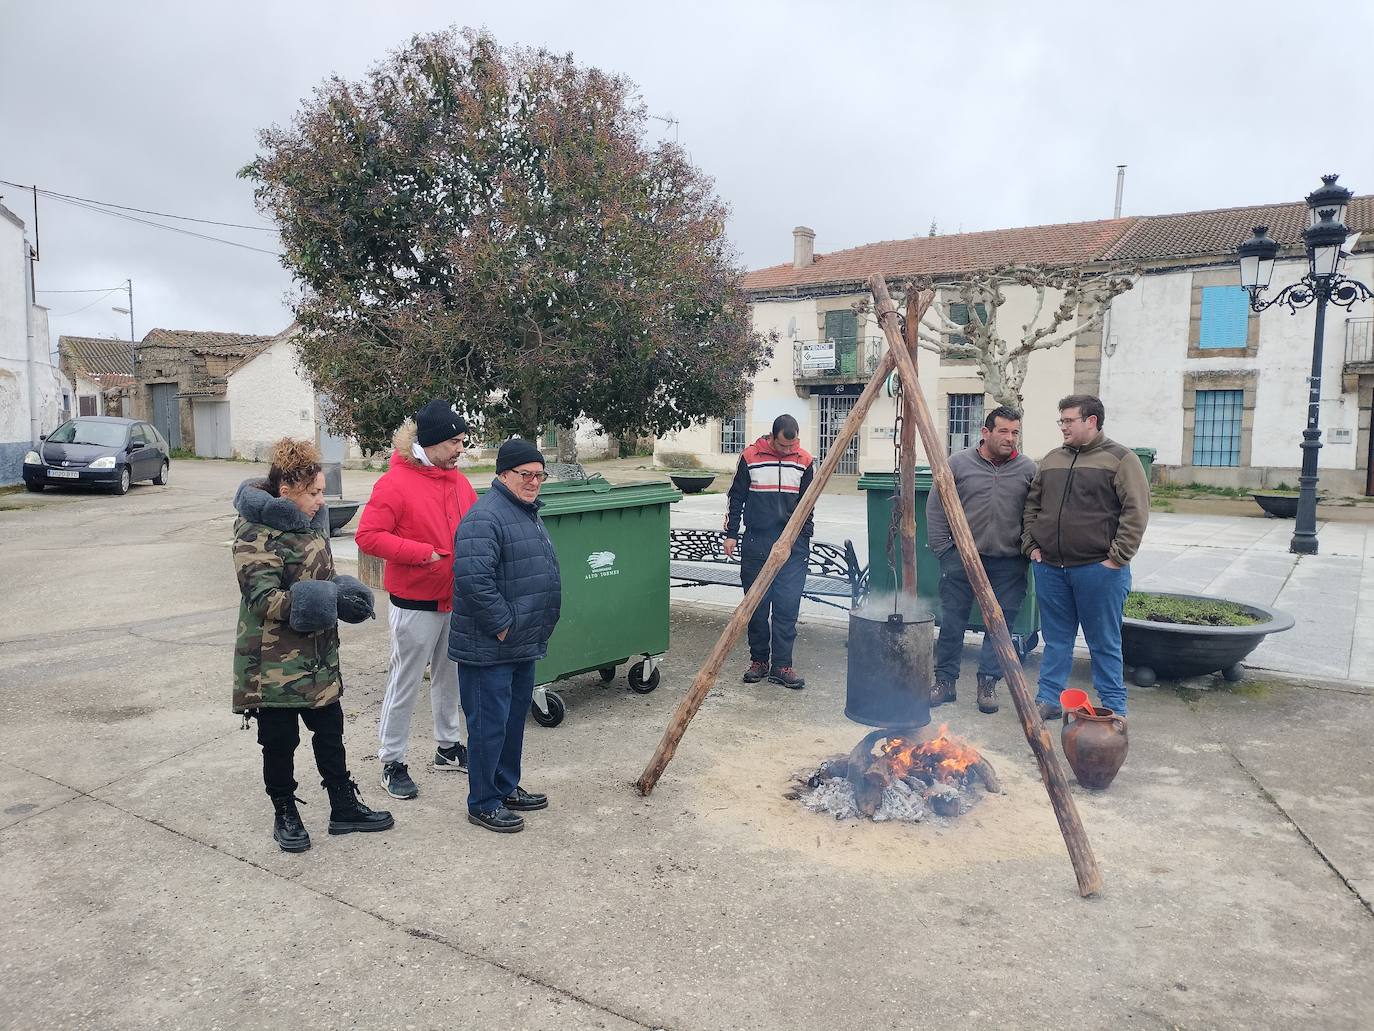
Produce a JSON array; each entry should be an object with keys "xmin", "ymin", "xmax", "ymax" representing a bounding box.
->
[{"xmin": 925, "ymin": 406, "xmax": 1036, "ymax": 715}]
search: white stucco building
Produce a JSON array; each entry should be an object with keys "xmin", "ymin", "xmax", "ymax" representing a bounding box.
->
[
  {"xmin": 1100, "ymin": 196, "xmax": 1373, "ymax": 495},
  {"xmin": 0, "ymin": 202, "xmax": 67, "ymax": 484},
  {"xmin": 656, "ymin": 221, "xmax": 1129, "ymax": 474},
  {"xmin": 222, "ymin": 325, "xmax": 321, "ymax": 460}
]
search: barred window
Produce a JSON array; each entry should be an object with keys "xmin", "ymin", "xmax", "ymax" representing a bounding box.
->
[
  {"xmin": 1192, "ymin": 390, "xmax": 1243, "ymax": 467},
  {"xmin": 947, "ymin": 393, "xmax": 984, "ymax": 453},
  {"xmin": 720, "ymin": 412, "xmax": 746, "ymax": 454}
]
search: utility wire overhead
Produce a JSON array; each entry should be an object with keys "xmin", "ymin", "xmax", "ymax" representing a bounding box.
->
[
  {"xmin": 35, "ymin": 286, "xmax": 127, "ymax": 293},
  {"xmin": 0, "ymin": 178, "xmax": 278, "ymax": 232},
  {"xmin": 45, "ymin": 192, "xmax": 282, "ymax": 256},
  {"xmin": 48, "ymin": 286, "xmax": 126, "ymax": 318}
]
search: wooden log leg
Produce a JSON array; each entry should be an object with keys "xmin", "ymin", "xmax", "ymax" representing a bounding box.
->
[
  {"xmin": 869, "ymin": 274, "xmax": 1104, "ymax": 898},
  {"xmin": 635, "ymin": 348, "xmax": 900, "ymax": 796}
]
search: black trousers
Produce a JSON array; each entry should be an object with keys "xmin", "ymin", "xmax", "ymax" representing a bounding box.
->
[
  {"xmin": 739, "ymin": 532, "xmax": 809, "ymax": 669},
  {"xmin": 255, "ymin": 701, "xmax": 349, "ymax": 798}
]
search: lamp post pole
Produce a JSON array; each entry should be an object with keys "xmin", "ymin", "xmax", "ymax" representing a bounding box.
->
[{"xmin": 1236, "ymin": 174, "xmax": 1370, "ymax": 556}]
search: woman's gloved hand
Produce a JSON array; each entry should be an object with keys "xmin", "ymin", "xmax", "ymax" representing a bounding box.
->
[{"xmin": 334, "ymin": 574, "xmax": 376, "ymax": 623}]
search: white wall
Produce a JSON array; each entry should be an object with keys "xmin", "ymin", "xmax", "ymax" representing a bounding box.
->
[
  {"xmin": 224, "ymin": 334, "xmax": 318, "ymax": 461},
  {"xmin": 0, "ymin": 207, "xmax": 66, "ymax": 483},
  {"xmin": 1103, "ymin": 255, "xmax": 1372, "ymax": 477},
  {"xmin": 655, "ymin": 283, "xmax": 1085, "ymax": 471}
]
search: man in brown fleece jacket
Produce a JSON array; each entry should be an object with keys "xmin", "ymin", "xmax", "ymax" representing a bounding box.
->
[{"xmin": 1021, "ymin": 395, "xmax": 1149, "ymax": 719}]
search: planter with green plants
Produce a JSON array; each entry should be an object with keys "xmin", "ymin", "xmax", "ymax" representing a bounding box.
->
[{"xmin": 1121, "ymin": 590, "xmax": 1293, "ymax": 687}]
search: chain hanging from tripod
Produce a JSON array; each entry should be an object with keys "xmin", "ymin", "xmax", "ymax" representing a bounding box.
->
[{"xmin": 885, "ymin": 367, "xmax": 906, "ymax": 617}]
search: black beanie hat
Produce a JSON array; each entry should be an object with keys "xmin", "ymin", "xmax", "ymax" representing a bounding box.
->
[
  {"xmin": 415, "ymin": 399, "xmax": 468, "ymax": 447},
  {"xmin": 496, "ymin": 438, "xmax": 545, "ymax": 474}
]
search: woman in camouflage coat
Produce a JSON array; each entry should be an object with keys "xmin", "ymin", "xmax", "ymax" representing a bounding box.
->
[{"xmin": 232, "ymin": 438, "xmax": 393, "ymax": 853}]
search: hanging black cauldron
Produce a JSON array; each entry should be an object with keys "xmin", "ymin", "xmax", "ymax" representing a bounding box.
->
[{"xmin": 845, "ymin": 599, "xmax": 934, "ymax": 731}]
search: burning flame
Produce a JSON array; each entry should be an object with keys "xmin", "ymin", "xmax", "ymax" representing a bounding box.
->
[{"xmin": 877, "ymin": 725, "xmax": 982, "ymax": 783}]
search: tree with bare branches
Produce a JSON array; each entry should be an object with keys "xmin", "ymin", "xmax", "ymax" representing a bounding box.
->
[{"xmin": 887, "ymin": 265, "xmax": 1137, "ymax": 408}]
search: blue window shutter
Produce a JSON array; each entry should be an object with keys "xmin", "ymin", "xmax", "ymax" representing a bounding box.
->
[{"xmin": 1199, "ymin": 287, "xmax": 1250, "ymax": 349}]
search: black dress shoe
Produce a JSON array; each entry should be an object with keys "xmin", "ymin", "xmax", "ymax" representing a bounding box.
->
[
  {"xmin": 503, "ymin": 786, "xmax": 548, "ymax": 812},
  {"xmin": 468, "ymin": 807, "xmax": 525, "ymax": 833}
]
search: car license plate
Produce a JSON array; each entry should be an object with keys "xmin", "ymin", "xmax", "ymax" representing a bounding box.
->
[{"xmin": 47, "ymin": 469, "xmax": 79, "ymax": 479}]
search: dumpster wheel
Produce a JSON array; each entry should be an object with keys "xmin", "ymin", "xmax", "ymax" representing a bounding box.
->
[
  {"xmin": 531, "ymin": 690, "xmax": 566, "ymax": 728},
  {"xmin": 598, "ymin": 665, "xmax": 618, "ymax": 682},
  {"xmin": 628, "ymin": 658, "xmax": 660, "ymax": 694}
]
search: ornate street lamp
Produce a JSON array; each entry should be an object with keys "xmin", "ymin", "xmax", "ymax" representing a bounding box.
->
[{"xmin": 1237, "ymin": 174, "xmax": 1371, "ymax": 555}]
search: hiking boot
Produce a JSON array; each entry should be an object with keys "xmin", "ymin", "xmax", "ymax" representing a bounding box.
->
[
  {"xmin": 930, "ymin": 677, "xmax": 957, "ymax": 706},
  {"xmin": 434, "ymin": 742, "xmax": 468, "ymax": 773},
  {"xmin": 502, "ymin": 786, "xmax": 548, "ymax": 812},
  {"xmin": 326, "ymin": 778, "xmax": 395, "ymax": 834},
  {"xmin": 1036, "ymin": 700, "xmax": 1064, "ymax": 722},
  {"xmin": 768, "ymin": 666, "xmax": 805, "ymax": 690},
  {"xmin": 270, "ymin": 794, "xmax": 310, "ymax": 853},
  {"xmin": 977, "ymin": 675, "xmax": 1000, "ymax": 714},
  {"xmin": 468, "ymin": 807, "xmax": 525, "ymax": 833},
  {"xmin": 742, "ymin": 661, "xmax": 769, "ymax": 683},
  {"xmin": 380, "ymin": 760, "xmax": 418, "ymax": 799}
]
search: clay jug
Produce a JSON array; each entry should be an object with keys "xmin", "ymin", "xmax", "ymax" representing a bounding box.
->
[{"xmin": 1061, "ymin": 707, "xmax": 1129, "ymax": 790}]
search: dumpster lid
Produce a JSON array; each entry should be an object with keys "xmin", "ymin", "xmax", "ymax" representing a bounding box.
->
[
  {"xmin": 474, "ymin": 476, "xmax": 681, "ymax": 515},
  {"xmin": 858, "ymin": 469, "xmax": 933, "ymax": 491}
]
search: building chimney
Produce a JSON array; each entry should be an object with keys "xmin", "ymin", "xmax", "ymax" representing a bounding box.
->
[
  {"xmin": 793, "ymin": 226, "xmax": 815, "ymax": 269},
  {"xmin": 1113, "ymin": 165, "xmax": 1126, "ymax": 219}
]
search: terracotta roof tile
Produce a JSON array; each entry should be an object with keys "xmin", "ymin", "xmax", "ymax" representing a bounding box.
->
[
  {"xmin": 741, "ymin": 218, "xmax": 1140, "ymax": 293},
  {"xmin": 59, "ymin": 335, "xmax": 135, "ymax": 378},
  {"xmin": 1102, "ymin": 195, "xmax": 1374, "ymax": 262},
  {"xmin": 140, "ymin": 328, "xmax": 275, "ymax": 355}
]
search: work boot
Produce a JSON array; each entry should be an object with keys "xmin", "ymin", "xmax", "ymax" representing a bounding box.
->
[
  {"xmin": 468, "ymin": 806, "xmax": 525, "ymax": 833},
  {"xmin": 977, "ymin": 675, "xmax": 1000, "ymax": 714},
  {"xmin": 270, "ymin": 794, "xmax": 311, "ymax": 853},
  {"xmin": 326, "ymin": 778, "xmax": 395, "ymax": 835},
  {"xmin": 1036, "ymin": 700, "xmax": 1063, "ymax": 721},
  {"xmin": 742, "ymin": 661, "xmax": 769, "ymax": 684},
  {"xmin": 930, "ymin": 677, "xmax": 957, "ymax": 706},
  {"xmin": 768, "ymin": 666, "xmax": 805, "ymax": 690}
]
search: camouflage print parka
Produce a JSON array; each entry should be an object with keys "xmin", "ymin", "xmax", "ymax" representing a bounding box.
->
[{"xmin": 231, "ymin": 479, "xmax": 342, "ymax": 713}]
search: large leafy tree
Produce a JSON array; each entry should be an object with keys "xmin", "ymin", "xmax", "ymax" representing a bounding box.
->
[{"xmin": 242, "ymin": 28, "xmax": 769, "ymax": 452}]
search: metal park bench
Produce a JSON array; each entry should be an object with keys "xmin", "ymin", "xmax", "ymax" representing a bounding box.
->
[{"xmin": 668, "ymin": 528, "xmax": 866, "ymax": 610}]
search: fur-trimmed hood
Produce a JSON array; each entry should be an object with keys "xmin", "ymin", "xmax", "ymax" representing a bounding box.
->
[
  {"xmin": 390, "ymin": 418, "xmax": 422, "ymax": 469},
  {"xmin": 234, "ymin": 478, "xmax": 329, "ymax": 534}
]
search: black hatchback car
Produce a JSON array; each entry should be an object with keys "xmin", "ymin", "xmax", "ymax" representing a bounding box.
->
[{"xmin": 23, "ymin": 416, "xmax": 171, "ymax": 495}]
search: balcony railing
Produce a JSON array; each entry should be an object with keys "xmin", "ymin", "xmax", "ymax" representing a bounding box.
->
[
  {"xmin": 793, "ymin": 336, "xmax": 884, "ymax": 381},
  {"xmin": 1345, "ymin": 317, "xmax": 1373, "ymax": 365}
]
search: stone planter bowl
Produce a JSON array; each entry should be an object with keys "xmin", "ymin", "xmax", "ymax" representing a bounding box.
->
[
  {"xmin": 1122, "ymin": 590, "xmax": 1294, "ymax": 686},
  {"xmin": 327, "ymin": 500, "xmax": 361, "ymax": 537},
  {"xmin": 667, "ymin": 472, "xmax": 717, "ymax": 494},
  {"xmin": 1251, "ymin": 492, "xmax": 1299, "ymax": 518}
]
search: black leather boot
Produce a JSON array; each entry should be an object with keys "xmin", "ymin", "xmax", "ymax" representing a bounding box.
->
[
  {"xmin": 271, "ymin": 794, "xmax": 311, "ymax": 853},
  {"xmin": 326, "ymin": 777, "xmax": 395, "ymax": 835}
]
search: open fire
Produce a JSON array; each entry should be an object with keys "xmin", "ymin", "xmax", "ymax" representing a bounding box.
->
[{"xmin": 789, "ymin": 725, "xmax": 1001, "ymax": 823}]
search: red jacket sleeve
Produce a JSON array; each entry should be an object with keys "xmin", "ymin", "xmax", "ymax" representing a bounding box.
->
[{"xmin": 355, "ymin": 475, "xmax": 433, "ymax": 565}]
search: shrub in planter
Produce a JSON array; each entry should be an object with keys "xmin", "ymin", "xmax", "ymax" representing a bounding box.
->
[{"xmin": 1121, "ymin": 590, "xmax": 1293, "ymax": 687}]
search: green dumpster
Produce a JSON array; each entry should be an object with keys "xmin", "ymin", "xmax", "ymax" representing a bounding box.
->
[
  {"xmin": 857, "ymin": 471, "xmax": 1040, "ymax": 655},
  {"xmin": 1131, "ymin": 447, "xmax": 1156, "ymax": 485},
  {"xmin": 474, "ymin": 476, "xmax": 682, "ymax": 728}
]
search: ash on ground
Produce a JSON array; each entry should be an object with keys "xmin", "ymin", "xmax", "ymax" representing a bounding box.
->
[{"xmin": 791, "ymin": 771, "xmax": 986, "ymax": 823}]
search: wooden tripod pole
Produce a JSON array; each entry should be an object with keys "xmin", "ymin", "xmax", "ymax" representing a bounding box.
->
[
  {"xmin": 636, "ymin": 344, "xmax": 900, "ymax": 796},
  {"xmin": 869, "ymin": 274, "xmax": 1104, "ymax": 898},
  {"xmin": 896, "ymin": 290, "xmax": 930, "ymax": 601}
]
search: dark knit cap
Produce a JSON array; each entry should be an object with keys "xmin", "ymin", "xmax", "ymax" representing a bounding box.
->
[
  {"xmin": 415, "ymin": 399, "xmax": 468, "ymax": 447},
  {"xmin": 496, "ymin": 438, "xmax": 545, "ymax": 474}
]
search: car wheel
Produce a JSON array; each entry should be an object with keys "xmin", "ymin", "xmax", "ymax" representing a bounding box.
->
[
  {"xmin": 113, "ymin": 467, "xmax": 131, "ymax": 496},
  {"xmin": 154, "ymin": 460, "xmax": 169, "ymax": 486}
]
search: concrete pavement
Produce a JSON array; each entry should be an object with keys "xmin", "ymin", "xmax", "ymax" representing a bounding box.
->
[{"xmin": 1, "ymin": 459, "xmax": 1371, "ymax": 1029}]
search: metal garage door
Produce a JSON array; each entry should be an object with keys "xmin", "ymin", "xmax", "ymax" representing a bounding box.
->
[
  {"xmin": 150, "ymin": 383, "xmax": 180, "ymax": 450},
  {"xmin": 193, "ymin": 400, "xmax": 231, "ymax": 458}
]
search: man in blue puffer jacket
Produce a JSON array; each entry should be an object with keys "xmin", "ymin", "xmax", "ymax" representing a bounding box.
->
[{"xmin": 449, "ymin": 439, "xmax": 562, "ymax": 833}]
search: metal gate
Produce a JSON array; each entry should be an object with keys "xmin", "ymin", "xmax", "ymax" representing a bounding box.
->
[
  {"xmin": 150, "ymin": 383, "xmax": 180, "ymax": 450},
  {"xmin": 192, "ymin": 400, "xmax": 231, "ymax": 458},
  {"xmin": 818, "ymin": 394, "xmax": 859, "ymax": 475}
]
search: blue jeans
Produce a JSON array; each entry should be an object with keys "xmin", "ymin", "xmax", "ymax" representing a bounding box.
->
[
  {"xmin": 934, "ymin": 551, "xmax": 1029, "ymax": 683},
  {"xmin": 457, "ymin": 660, "xmax": 536, "ymax": 814},
  {"xmin": 1033, "ymin": 561, "xmax": 1132, "ymax": 715}
]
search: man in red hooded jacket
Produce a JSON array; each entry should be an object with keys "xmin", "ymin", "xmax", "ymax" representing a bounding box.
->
[{"xmin": 356, "ymin": 399, "xmax": 478, "ymax": 800}]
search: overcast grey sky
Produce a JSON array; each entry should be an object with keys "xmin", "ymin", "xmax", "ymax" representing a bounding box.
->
[{"xmin": 2, "ymin": 0, "xmax": 1371, "ymax": 345}]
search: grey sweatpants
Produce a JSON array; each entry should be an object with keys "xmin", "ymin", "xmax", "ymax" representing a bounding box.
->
[{"xmin": 377, "ymin": 606, "xmax": 465, "ymax": 764}]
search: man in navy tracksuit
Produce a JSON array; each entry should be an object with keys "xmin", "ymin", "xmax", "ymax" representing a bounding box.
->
[{"xmin": 723, "ymin": 414, "xmax": 815, "ymax": 689}]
